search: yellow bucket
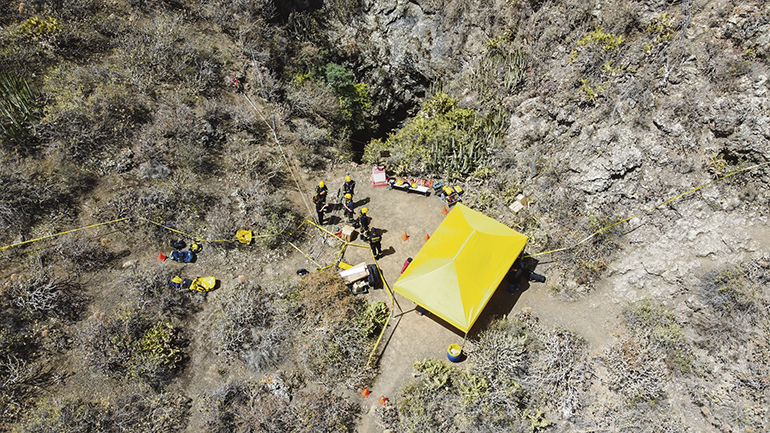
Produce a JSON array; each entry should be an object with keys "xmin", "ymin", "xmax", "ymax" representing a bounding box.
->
[{"xmin": 447, "ymin": 344, "xmax": 462, "ymax": 362}]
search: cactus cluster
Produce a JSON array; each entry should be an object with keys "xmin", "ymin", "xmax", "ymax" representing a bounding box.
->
[{"xmin": 364, "ymin": 94, "xmax": 508, "ymax": 180}]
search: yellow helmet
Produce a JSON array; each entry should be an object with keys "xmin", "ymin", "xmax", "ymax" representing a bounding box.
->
[
  {"xmin": 318, "ymin": 181, "xmax": 325, "ymax": 188},
  {"xmin": 361, "ymin": 207, "xmax": 368, "ymax": 214},
  {"xmin": 345, "ymin": 193, "xmax": 352, "ymax": 200},
  {"xmin": 345, "ymin": 175, "xmax": 351, "ymax": 182}
]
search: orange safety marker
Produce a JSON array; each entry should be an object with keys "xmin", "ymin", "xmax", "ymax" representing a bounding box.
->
[
  {"xmin": 379, "ymin": 395, "xmax": 389, "ymax": 405},
  {"xmin": 441, "ymin": 205, "xmax": 449, "ymax": 215},
  {"xmin": 158, "ymin": 252, "xmax": 167, "ymax": 262},
  {"xmin": 423, "ymin": 234, "xmax": 430, "ymax": 242},
  {"xmin": 361, "ymin": 388, "xmax": 371, "ymax": 398},
  {"xmin": 402, "ymin": 232, "xmax": 409, "ymax": 241}
]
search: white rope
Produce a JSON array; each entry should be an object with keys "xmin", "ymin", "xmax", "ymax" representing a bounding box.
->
[{"xmin": 243, "ymin": 94, "xmax": 314, "ymax": 220}]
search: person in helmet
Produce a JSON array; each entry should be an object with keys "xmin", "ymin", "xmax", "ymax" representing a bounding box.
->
[
  {"xmin": 315, "ymin": 181, "xmax": 328, "ymax": 202},
  {"xmin": 358, "ymin": 207, "xmax": 370, "ymax": 232},
  {"xmin": 342, "ymin": 175, "xmax": 356, "ymax": 197},
  {"xmin": 369, "ymin": 228, "xmax": 382, "ymax": 259},
  {"xmin": 343, "ymin": 193, "xmax": 355, "ymax": 222}
]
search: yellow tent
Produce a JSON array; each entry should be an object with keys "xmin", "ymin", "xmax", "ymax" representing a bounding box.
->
[{"xmin": 393, "ymin": 203, "xmax": 529, "ymax": 333}]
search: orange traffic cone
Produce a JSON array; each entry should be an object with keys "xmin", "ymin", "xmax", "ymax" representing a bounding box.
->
[
  {"xmin": 360, "ymin": 388, "xmax": 371, "ymax": 398},
  {"xmin": 423, "ymin": 234, "xmax": 430, "ymax": 242},
  {"xmin": 441, "ymin": 205, "xmax": 448, "ymax": 215},
  {"xmin": 402, "ymin": 232, "xmax": 409, "ymax": 241},
  {"xmin": 158, "ymin": 252, "xmax": 167, "ymax": 262}
]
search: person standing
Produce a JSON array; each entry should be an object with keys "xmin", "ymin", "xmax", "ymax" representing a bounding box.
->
[
  {"xmin": 343, "ymin": 193, "xmax": 355, "ymax": 223},
  {"xmin": 342, "ymin": 175, "xmax": 356, "ymax": 198},
  {"xmin": 315, "ymin": 196, "xmax": 328, "ymax": 225},
  {"xmin": 315, "ymin": 181, "xmax": 328, "ymax": 202},
  {"xmin": 358, "ymin": 207, "xmax": 370, "ymax": 231},
  {"xmin": 369, "ymin": 228, "xmax": 382, "ymax": 259}
]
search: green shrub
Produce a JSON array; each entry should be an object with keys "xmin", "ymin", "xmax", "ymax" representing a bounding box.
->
[
  {"xmin": 16, "ymin": 16, "xmax": 62, "ymax": 44},
  {"xmin": 363, "ymin": 93, "xmax": 507, "ymax": 179},
  {"xmin": 577, "ymin": 27, "xmax": 625, "ymax": 51},
  {"xmin": 12, "ymin": 397, "xmax": 110, "ymax": 433},
  {"xmin": 0, "ymin": 72, "xmax": 41, "ymax": 149},
  {"xmin": 81, "ymin": 309, "xmax": 186, "ymax": 390}
]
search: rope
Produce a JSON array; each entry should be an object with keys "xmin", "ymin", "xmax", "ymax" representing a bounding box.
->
[
  {"xmin": 242, "ymin": 93, "xmax": 315, "ymax": 220},
  {"xmin": 526, "ymin": 161, "xmax": 769, "ymax": 258}
]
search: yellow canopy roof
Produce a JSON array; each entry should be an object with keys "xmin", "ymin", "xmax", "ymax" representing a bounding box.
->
[{"xmin": 394, "ymin": 203, "xmax": 529, "ymax": 333}]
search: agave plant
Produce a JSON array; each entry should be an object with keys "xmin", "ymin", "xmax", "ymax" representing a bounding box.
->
[{"xmin": 0, "ymin": 71, "xmax": 40, "ymax": 146}]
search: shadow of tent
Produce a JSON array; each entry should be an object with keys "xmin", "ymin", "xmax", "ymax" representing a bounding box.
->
[
  {"xmin": 466, "ymin": 281, "xmax": 530, "ymax": 340},
  {"xmin": 407, "ymin": 280, "xmax": 530, "ymax": 341}
]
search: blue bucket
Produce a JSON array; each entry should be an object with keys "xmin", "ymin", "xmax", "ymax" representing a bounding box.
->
[{"xmin": 447, "ymin": 344, "xmax": 462, "ymax": 362}]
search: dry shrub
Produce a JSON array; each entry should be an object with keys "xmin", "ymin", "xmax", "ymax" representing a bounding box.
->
[
  {"xmin": 209, "ymin": 281, "xmax": 293, "ymax": 372},
  {"xmin": 379, "ymin": 356, "xmax": 528, "ymax": 433},
  {"xmin": 224, "ymin": 176, "xmax": 297, "ymax": 248},
  {"xmin": 0, "ymin": 354, "xmax": 43, "ymax": 423},
  {"xmin": 0, "ymin": 161, "xmax": 89, "ymax": 240},
  {"xmin": 602, "ymin": 336, "xmax": 667, "ymax": 404},
  {"xmin": 531, "ymin": 180, "xmax": 621, "ymax": 291},
  {"xmin": 201, "ymin": 380, "xmax": 359, "ymax": 433},
  {"xmin": 0, "ymin": 257, "xmax": 85, "ymax": 424},
  {"xmin": 115, "ymin": 13, "xmax": 223, "ymax": 97},
  {"xmin": 40, "ymin": 63, "xmax": 150, "ymax": 165},
  {"xmin": 55, "ymin": 232, "xmax": 115, "ymax": 271},
  {"xmin": 7, "ymin": 257, "xmax": 85, "ymax": 321},
  {"xmin": 295, "ymin": 271, "xmax": 380, "ymax": 389},
  {"xmin": 525, "ymin": 328, "xmax": 592, "ymax": 419},
  {"xmin": 122, "ymin": 266, "xmax": 204, "ymax": 319},
  {"xmin": 99, "ymin": 181, "xmax": 213, "ymax": 241},
  {"xmin": 14, "ymin": 391, "xmax": 190, "ymax": 433},
  {"xmin": 684, "ymin": 258, "xmax": 770, "ymax": 431},
  {"xmin": 81, "ymin": 309, "xmax": 186, "ymax": 391},
  {"xmin": 382, "ymin": 312, "xmax": 592, "ymax": 431},
  {"xmin": 585, "ymin": 399, "xmax": 689, "ymax": 433},
  {"xmin": 623, "ymin": 299, "xmax": 695, "ymax": 373},
  {"xmin": 285, "ymin": 78, "xmax": 337, "ymax": 121}
]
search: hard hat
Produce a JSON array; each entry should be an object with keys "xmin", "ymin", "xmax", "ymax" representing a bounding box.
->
[
  {"xmin": 319, "ymin": 181, "xmax": 325, "ymax": 188},
  {"xmin": 345, "ymin": 193, "xmax": 352, "ymax": 199},
  {"xmin": 361, "ymin": 207, "xmax": 368, "ymax": 214},
  {"xmin": 345, "ymin": 175, "xmax": 351, "ymax": 182}
]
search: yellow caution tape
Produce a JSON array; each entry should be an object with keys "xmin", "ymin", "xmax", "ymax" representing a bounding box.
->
[{"xmin": 0, "ymin": 217, "xmax": 129, "ymax": 251}]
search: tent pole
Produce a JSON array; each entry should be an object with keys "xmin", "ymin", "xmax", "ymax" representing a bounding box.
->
[{"xmin": 462, "ymin": 333, "xmax": 467, "ymax": 349}]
